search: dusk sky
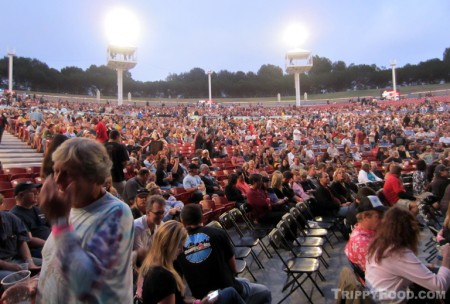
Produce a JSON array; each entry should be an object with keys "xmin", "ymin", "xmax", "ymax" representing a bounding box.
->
[{"xmin": 2, "ymin": 0, "xmax": 449, "ymax": 82}]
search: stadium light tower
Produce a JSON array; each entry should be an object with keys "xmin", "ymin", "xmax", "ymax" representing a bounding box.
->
[
  {"xmin": 7, "ymin": 50, "xmax": 15, "ymax": 93},
  {"xmin": 105, "ymin": 7, "xmax": 139, "ymax": 106},
  {"xmin": 284, "ymin": 24, "xmax": 313, "ymax": 106},
  {"xmin": 207, "ymin": 70, "xmax": 212, "ymax": 107},
  {"xmin": 390, "ymin": 59, "xmax": 397, "ymax": 98}
]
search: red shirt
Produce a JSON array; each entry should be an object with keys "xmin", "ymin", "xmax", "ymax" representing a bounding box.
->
[
  {"xmin": 383, "ymin": 174, "xmax": 405, "ymax": 206},
  {"xmin": 247, "ymin": 188, "xmax": 270, "ymax": 221},
  {"xmin": 96, "ymin": 121, "xmax": 108, "ymax": 143},
  {"xmin": 344, "ymin": 224, "xmax": 375, "ymax": 271}
]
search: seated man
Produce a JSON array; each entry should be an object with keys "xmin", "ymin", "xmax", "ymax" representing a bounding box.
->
[
  {"xmin": 177, "ymin": 204, "xmax": 272, "ymax": 303},
  {"xmin": 10, "ymin": 182, "xmax": 50, "ymax": 258},
  {"xmin": 199, "ymin": 164, "xmax": 225, "ymax": 197},
  {"xmin": 0, "ymin": 211, "xmax": 41, "ymax": 281},
  {"xmin": 345, "ymin": 196, "xmax": 386, "ymax": 272},
  {"xmin": 314, "ymin": 171, "xmax": 351, "ymax": 218},
  {"xmin": 383, "ymin": 165, "xmax": 416, "ymax": 207},
  {"xmin": 133, "ymin": 195, "xmax": 166, "ymax": 266},
  {"xmin": 358, "ymin": 163, "xmax": 383, "ymax": 184},
  {"xmin": 182, "ymin": 163, "xmax": 206, "ymax": 203}
]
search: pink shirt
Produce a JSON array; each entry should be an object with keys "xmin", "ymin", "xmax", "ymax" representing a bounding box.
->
[{"xmin": 344, "ymin": 224, "xmax": 375, "ymax": 271}]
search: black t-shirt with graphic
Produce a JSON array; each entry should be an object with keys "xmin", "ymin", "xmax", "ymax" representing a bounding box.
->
[{"xmin": 177, "ymin": 226, "xmax": 242, "ymax": 299}]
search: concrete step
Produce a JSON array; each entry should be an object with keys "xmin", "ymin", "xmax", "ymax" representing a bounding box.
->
[
  {"xmin": 2, "ymin": 163, "xmax": 43, "ymax": 169},
  {"xmin": 0, "ymin": 153, "xmax": 43, "ymax": 158},
  {"xmin": 1, "ymin": 158, "xmax": 43, "ymax": 164},
  {"xmin": 0, "ymin": 149, "xmax": 42, "ymax": 154}
]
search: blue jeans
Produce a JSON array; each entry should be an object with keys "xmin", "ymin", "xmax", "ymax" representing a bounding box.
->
[
  {"xmin": 236, "ymin": 278, "xmax": 272, "ymax": 304},
  {"xmin": 217, "ymin": 287, "xmax": 246, "ymax": 304},
  {"xmin": 337, "ymin": 205, "xmax": 349, "ymax": 218}
]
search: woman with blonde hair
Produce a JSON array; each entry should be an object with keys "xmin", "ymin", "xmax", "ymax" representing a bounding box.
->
[
  {"xmin": 139, "ymin": 220, "xmax": 187, "ymax": 303},
  {"xmin": 139, "ymin": 221, "xmax": 243, "ymax": 304}
]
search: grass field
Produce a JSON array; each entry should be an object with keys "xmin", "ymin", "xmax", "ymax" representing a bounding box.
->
[{"xmin": 24, "ymin": 83, "xmax": 450, "ymax": 105}]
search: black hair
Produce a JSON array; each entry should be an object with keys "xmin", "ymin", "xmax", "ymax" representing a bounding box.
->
[{"xmin": 181, "ymin": 204, "xmax": 202, "ymax": 226}]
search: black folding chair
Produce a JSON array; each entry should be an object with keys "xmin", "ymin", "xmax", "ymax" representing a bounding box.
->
[
  {"xmin": 268, "ymin": 228, "xmax": 324, "ymax": 304},
  {"xmin": 218, "ymin": 213, "xmax": 266, "ymax": 267},
  {"xmin": 206, "ymin": 221, "xmax": 258, "ymax": 281},
  {"xmin": 276, "ymin": 219, "xmax": 329, "ymax": 268}
]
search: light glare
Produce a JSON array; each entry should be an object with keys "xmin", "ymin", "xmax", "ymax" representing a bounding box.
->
[
  {"xmin": 284, "ymin": 24, "xmax": 309, "ymax": 48},
  {"xmin": 105, "ymin": 7, "xmax": 140, "ymax": 47}
]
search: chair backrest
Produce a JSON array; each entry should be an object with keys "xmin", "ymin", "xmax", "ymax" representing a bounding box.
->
[
  {"xmin": 202, "ymin": 211, "xmax": 213, "ymax": 225},
  {"xmin": 199, "ymin": 200, "xmax": 215, "ymax": 212},
  {"xmin": 0, "ymin": 189, "xmax": 15, "ymax": 198},
  {"xmin": 0, "ymin": 181, "xmax": 13, "ymax": 190},
  {"xmin": 218, "ymin": 212, "xmax": 235, "ymax": 230},
  {"xmin": 0, "ymin": 197, "xmax": 17, "ymax": 211},
  {"xmin": 206, "ymin": 220, "xmax": 223, "ymax": 230},
  {"xmin": 276, "ymin": 220, "xmax": 298, "ymax": 247},
  {"xmin": 10, "ymin": 178, "xmax": 34, "ymax": 188},
  {"xmin": 289, "ymin": 207, "xmax": 308, "ymax": 227},
  {"xmin": 4, "ymin": 168, "xmax": 27, "ymax": 175}
]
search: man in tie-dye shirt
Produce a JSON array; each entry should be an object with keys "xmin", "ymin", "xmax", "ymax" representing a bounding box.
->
[{"xmin": 36, "ymin": 138, "xmax": 134, "ymax": 304}]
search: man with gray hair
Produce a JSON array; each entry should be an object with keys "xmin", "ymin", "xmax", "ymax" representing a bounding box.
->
[
  {"xmin": 133, "ymin": 194, "xmax": 166, "ymax": 265},
  {"xmin": 37, "ymin": 138, "xmax": 134, "ymax": 303},
  {"xmin": 199, "ymin": 164, "xmax": 224, "ymax": 197}
]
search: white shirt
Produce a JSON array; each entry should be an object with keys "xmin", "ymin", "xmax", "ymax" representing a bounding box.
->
[
  {"xmin": 133, "ymin": 215, "xmax": 159, "ymax": 251},
  {"xmin": 341, "ymin": 138, "xmax": 352, "ymax": 146},
  {"xmin": 293, "ymin": 128, "xmax": 301, "ymax": 141},
  {"xmin": 358, "ymin": 169, "xmax": 382, "ymax": 184},
  {"xmin": 366, "ymin": 249, "xmax": 450, "ymax": 303}
]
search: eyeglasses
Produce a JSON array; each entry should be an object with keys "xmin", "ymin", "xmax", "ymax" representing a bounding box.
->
[{"xmin": 150, "ymin": 210, "xmax": 165, "ymax": 216}]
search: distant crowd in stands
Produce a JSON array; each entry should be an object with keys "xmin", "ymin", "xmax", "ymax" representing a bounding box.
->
[{"xmin": 0, "ymin": 95, "xmax": 449, "ymax": 303}]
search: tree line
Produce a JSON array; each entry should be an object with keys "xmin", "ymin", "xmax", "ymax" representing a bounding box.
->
[{"xmin": 0, "ymin": 47, "xmax": 449, "ymax": 99}]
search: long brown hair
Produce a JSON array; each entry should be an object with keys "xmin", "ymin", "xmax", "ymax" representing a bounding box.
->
[{"xmin": 367, "ymin": 207, "xmax": 420, "ymax": 263}]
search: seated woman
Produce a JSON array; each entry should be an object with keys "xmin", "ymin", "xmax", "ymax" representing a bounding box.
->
[
  {"xmin": 224, "ymin": 173, "xmax": 246, "ymax": 206},
  {"xmin": 138, "ymin": 220, "xmax": 244, "ymax": 304},
  {"xmin": 366, "ymin": 207, "xmax": 450, "ymax": 303},
  {"xmin": 247, "ymin": 174, "xmax": 286, "ymax": 225}
]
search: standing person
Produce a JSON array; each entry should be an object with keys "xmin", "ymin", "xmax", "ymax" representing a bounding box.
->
[
  {"xmin": 177, "ymin": 204, "xmax": 271, "ymax": 304},
  {"xmin": 104, "ymin": 129, "xmax": 130, "ymax": 197},
  {"xmin": 91, "ymin": 117, "xmax": 108, "ymax": 143},
  {"xmin": 0, "ymin": 110, "xmax": 7, "ymax": 144},
  {"xmin": 366, "ymin": 207, "xmax": 450, "ymax": 303},
  {"xmin": 37, "ymin": 138, "xmax": 134, "ymax": 303}
]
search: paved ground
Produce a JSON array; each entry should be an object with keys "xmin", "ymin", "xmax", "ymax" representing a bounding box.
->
[{"xmin": 236, "ymin": 224, "xmax": 435, "ymax": 304}]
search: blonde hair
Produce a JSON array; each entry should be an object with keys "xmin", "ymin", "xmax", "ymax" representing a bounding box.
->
[
  {"xmin": 271, "ymin": 170, "xmax": 283, "ymax": 190},
  {"xmin": 140, "ymin": 221, "xmax": 188, "ymax": 294}
]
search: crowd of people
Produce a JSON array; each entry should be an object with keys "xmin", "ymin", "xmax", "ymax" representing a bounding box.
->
[{"xmin": 0, "ymin": 94, "xmax": 449, "ymax": 303}]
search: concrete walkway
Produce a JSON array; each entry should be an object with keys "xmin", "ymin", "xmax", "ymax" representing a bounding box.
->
[{"xmin": 0, "ymin": 132, "xmax": 43, "ymax": 169}]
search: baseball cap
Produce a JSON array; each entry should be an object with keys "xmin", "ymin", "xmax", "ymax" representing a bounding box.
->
[
  {"xmin": 14, "ymin": 181, "xmax": 42, "ymax": 196},
  {"xmin": 136, "ymin": 188, "xmax": 150, "ymax": 197},
  {"xmin": 191, "ymin": 157, "xmax": 199, "ymax": 161},
  {"xmin": 357, "ymin": 195, "xmax": 388, "ymax": 213},
  {"xmin": 188, "ymin": 163, "xmax": 199, "ymax": 170}
]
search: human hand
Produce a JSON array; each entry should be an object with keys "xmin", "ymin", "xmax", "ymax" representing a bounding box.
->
[{"xmin": 39, "ymin": 175, "xmax": 74, "ymax": 222}]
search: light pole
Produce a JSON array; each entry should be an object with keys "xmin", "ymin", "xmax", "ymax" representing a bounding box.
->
[
  {"xmin": 390, "ymin": 59, "xmax": 397, "ymax": 99},
  {"xmin": 8, "ymin": 51, "xmax": 15, "ymax": 93},
  {"xmin": 284, "ymin": 24, "xmax": 312, "ymax": 107},
  {"xmin": 207, "ymin": 70, "xmax": 212, "ymax": 107}
]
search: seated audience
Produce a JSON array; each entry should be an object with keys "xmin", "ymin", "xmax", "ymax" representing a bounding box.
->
[{"xmin": 11, "ymin": 182, "xmax": 50, "ymax": 258}]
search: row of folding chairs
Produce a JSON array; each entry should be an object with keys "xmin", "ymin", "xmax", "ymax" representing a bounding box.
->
[{"xmin": 215, "ymin": 204, "xmax": 339, "ymax": 303}]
